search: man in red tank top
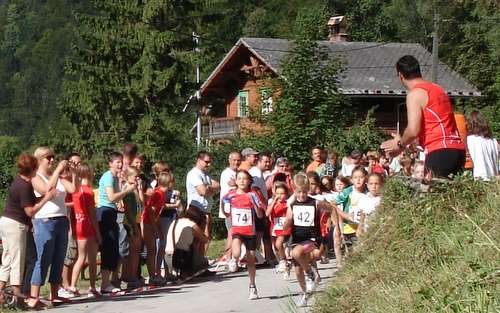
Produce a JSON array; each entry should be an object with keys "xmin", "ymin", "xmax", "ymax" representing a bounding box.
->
[{"xmin": 381, "ymin": 55, "xmax": 465, "ymax": 178}]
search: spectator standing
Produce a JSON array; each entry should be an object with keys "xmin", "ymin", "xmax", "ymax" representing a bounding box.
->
[
  {"xmin": 306, "ymin": 146, "xmax": 325, "ymax": 173},
  {"xmin": 186, "ymin": 151, "xmax": 220, "ymax": 255},
  {"xmin": 28, "ymin": 147, "xmax": 76, "ymax": 307},
  {"xmin": 219, "ymin": 152, "xmax": 241, "ymax": 261},
  {"xmin": 340, "ymin": 150, "xmax": 362, "ymax": 177},
  {"xmin": 466, "ymin": 110, "xmax": 499, "ymax": 180},
  {"xmin": 59, "ymin": 152, "xmax": 81, "ymax": 298},
  {"xmin": 316, "ymin": 151, "xmax": 337, "ymax": 178},
  {"xmin": 0, "ymin": 154, "xmax": 55, "ymax": 306},
  {"xmin": 239, "ymin": 148, "xmax": 259, "ymax": 171},
  {"xmin": 97, "ymin": 152, "xmax": 136, "ymax": 293},
  {"xmin": 381, "ymin": 55, "xmax": 465, "ymax": 177}
]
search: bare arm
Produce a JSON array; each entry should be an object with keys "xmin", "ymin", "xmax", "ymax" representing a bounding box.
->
[
  {"xmin": 283, "ymin": 205, "xmax": 293, "ymax": 231},
  {"xmin": 381, "ymin": 89, "xmax": 426, "ymax": 155},
  {"xmin": 24, "ymin": 188, "xmax": 56, "ymax": 217},
  {"xmin": 265, "ymin": 197, "xmax": 276, "ymax": 217},
  {"xmin": 106, "ymin": 183, "xmax": 135, "ymax": 203}
]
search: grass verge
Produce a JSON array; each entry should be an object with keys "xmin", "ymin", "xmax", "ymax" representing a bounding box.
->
[{"xmin": 313, "ymin": 177, "xmax": 500, "ymax": 313}]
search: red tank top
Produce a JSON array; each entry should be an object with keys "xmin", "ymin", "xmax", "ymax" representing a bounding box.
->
[{"xmin": 415, "ymin": 83, "xmax": 465, "ymax": 154}]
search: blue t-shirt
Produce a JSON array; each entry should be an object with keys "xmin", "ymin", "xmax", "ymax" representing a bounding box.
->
[{"xmin": 98, "ymin": 170, "xmax": 118, "ymax": 209}]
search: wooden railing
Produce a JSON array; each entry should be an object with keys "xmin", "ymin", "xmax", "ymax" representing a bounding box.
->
[{"xmin": 203, "ymin": 117, "xmax": 240, "ymax": 140}]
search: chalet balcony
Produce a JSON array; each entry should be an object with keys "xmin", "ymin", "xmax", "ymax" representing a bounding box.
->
[{"xmin": 202, "ymin": 117, "xmax": 241, "ymax": 140}]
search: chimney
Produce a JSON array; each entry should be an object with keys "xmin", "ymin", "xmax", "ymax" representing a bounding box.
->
[{"xmin": 327, "ymin": 16, "xmax": 348, "ymax": 42}]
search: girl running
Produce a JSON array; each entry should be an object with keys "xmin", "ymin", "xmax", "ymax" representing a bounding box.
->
[
  {"xmin": 265, "ymin": 182, "xmax": 291, "ymax": 275},
  {"xmin": 283, "ymin": 173, "xmax": 334, "ymax": 307},
  {"xmin": 222, "ymin": 170, "xmax": 264, "ymax": 300},
  {"xmin": 68, "ymin": 163, "xmax": 101, "ymax": 297},
  {"xmin": 357, "ymin": 173, "xmax": 383, "ymax": 236},
  {"xmin": 333, "ymin": 166, "xmax": 368, "ymax": 245}
]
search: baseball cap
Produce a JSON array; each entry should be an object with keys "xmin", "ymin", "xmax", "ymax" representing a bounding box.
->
[
  {"xmin": 241, "ymin": 147, "xmax": 259, "ymax": 157},
  {"xmin": 350, "ymin": 150, "xmax": 363, "ymax": 159}
]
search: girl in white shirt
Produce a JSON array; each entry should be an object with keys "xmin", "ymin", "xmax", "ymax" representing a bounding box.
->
[{"xmin": 466, "ymin": 110, "xmax": 499, "ymax": 180}]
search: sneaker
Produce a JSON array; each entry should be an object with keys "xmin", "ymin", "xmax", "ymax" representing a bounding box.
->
[
  {"xmin": 248, "ymin": 285, "xmax": 259, "ymax": 300},
  {"xmin": 57, "ymin": 288, "xmax": 75, "ymax": 298},
  {"xmin": 67, "ymin": 287, "xmax": 80, "ymax": 297},
  {"xmin": 228, "ymin": 258, "xmax": 238, "ymax": 273},
  {"xmin": 305, "ymin": 272, "xmax": 316, "ymax": 293},
  {"xmin": 276, "ymin": 260, "xmax": 287, "ymax": 273},
  {"xmin": 320, "ymin": 256, "xmax": 329, "ymax": 264},
  {"xmin": 297, "ymin": 293, "xmax": 308, "ymax": 307},
  {"xmin": 101, "ymin": 285, "xmax": 121, "ymax": 294}
]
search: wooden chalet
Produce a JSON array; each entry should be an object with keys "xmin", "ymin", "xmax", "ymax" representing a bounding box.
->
[{"xmin": 199, "ymin": 17, "xmax": 481, "ymax": 140}]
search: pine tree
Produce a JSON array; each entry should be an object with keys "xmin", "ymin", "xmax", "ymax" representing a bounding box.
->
[{"xmin": 61, "ymin": 0, "xmax": 194, "ymax": 156}]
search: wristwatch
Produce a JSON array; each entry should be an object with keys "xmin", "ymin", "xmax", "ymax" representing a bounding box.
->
[{"xmin": 397, "ymin": 140, "xmax": 404, "ymax": 149}]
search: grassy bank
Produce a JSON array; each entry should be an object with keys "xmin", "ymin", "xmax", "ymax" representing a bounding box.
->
[{"xmin": 314, "ymin": 177, "xmax": 500, "ymax": 313}]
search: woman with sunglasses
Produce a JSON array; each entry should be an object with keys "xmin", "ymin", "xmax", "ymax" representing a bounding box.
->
[{"xmin": 26, "ymin": 147, "xmax": 76, "ymax": 308}]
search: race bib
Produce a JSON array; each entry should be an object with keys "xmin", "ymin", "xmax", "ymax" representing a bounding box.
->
[
  {"xmin": 293, "ymin": 205, "xmax": 315, "ymax": 227},
  {"xmin": 231, "ymin": 208, "xmax": 253, "ymax": 227},
  {"xmin": 350, "ymin": 207, "xmax": 362, "ymax": 224},
  {"xmin": 273, "ymin": 217, "xmax": 286, "ymax": 231}
]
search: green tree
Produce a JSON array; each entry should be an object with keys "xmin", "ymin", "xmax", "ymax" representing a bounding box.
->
[
  {"xmin": 269, "ymin": 6, "xmax": 351, "ymax": 168},
  {"xmin": 60, "ymin": 0, "xmax": 195, "ymax": 157}
]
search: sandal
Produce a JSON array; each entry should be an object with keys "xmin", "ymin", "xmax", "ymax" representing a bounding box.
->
[
  {"xmin": 49, "ymin": 296, "xmax": 72, "ymax": 306},
  {"xmin": 25, "ymin": 297, "xmax": 46, "ymax": 311}
]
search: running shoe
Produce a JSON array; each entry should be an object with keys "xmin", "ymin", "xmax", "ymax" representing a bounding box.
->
[
  {"xmin": 297, "ymin": 293, "xmax": 308, "ymax": 307},
  {"xmin": 305, "ymin": 272, "xmax": 316, "ymax": 293},
  {"xmin": 57, "ymin": 288, "xmax": 75, "ymax": 298},
  {"xmin": 248, "ymin": 285, "xmax": 259, "ymax": 300},
  {"xmin": 320, "ymin": 256, "xmax": 329, "ymax": 264},
  {"xmin": 228, "ymin": 258, "xmax": 238, "ymax": 273}
]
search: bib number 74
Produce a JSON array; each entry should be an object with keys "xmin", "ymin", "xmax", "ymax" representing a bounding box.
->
[{"xmin": 232, "ymin": 208, "xmax": 252, "ymax": 227}]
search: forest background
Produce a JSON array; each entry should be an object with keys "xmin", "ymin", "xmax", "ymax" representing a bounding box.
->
[{"xmin": 0, "ymin": 0, "xmax": 499, "ymax": 211}]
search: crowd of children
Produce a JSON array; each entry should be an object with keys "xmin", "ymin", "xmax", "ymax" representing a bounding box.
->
[{"xmin": 0, "ymin": 136, "xmax": 496, "ymax": 310}]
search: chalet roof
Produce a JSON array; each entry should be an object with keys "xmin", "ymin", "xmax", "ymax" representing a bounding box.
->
[{"xmin": 201, "ymin": 37, "xmax": 481, "ymax": 97}]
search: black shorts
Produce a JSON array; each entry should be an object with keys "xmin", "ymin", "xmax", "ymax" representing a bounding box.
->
[
  {"xmin": 232, "ymin": 234, "xmax": 257, "ymax": 251},
  {"xmin": 425, "ymin": 148, "xmax": 465, "ymax": 178}
]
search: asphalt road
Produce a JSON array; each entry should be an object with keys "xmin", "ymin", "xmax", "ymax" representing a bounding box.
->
[{"xmin": 50, "ymin": 261, "xmax": 337, "ymax": 313}]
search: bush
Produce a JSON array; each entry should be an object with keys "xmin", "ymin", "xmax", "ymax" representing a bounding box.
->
[
  {"xmin": 0, "ymin": 136, "xmax": 22, "ymax": 214},
  {"xmin": 314, "ymin": 177, "xmax": 500, "ymax": 313}
]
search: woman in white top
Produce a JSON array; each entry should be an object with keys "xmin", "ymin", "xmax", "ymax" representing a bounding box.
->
[
  {"xmin": 466, "ymin": 111, "xmax": 499, "ymax": 181},
  {"xmin": 165, "ymin": 210, "xmax": 208, "ymax": 277},
  {"xmin": 26, "ymin": 147, "xmax": 75, "ymax": 308}
]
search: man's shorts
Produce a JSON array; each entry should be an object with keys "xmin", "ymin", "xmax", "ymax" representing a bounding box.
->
[
  {"xmin": 64, "ymin": 236, "xmax": 78, "ymax": 266},
  {"xmin": 232, "ymin": 234, "xmax": 257, "ymax": 251}
]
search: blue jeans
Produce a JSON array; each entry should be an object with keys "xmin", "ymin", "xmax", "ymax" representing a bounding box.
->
[{"xmin": 31, "ymin": 217, "xmax": 69, "ymax": 286}]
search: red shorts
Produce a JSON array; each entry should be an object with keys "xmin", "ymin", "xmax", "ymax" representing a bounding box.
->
[{"xmin": 75, "ymin": 219, "xmax": 96, "ymax": 240}]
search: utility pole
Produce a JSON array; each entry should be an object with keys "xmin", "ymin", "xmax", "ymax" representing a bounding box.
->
[
  {"xmin": 193, "ymin": 32, "xmax": 201, "ymax": 147},
  {"xmin": 431, "ymin": 8, "xmax": 440, "ymax": 83}
]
